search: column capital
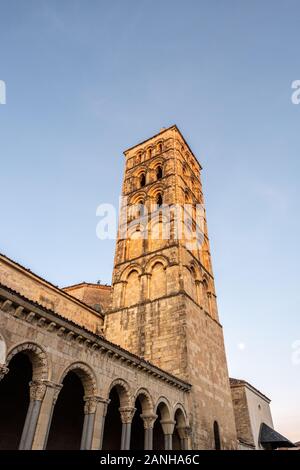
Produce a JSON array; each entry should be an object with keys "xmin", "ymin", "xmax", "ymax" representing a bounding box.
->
[
  {"xmin": 29, "ymin": 381, "xmax": 48, "ymax": 401},
  {"xmin": 160, "ymin": 419, "xmax": 176, "ymax": 435},
  {"xmin": 52, "ymin": 383, "xmax": 63, "ymax": 405},
  {"xmin": 119, "ymin": 406, "xmax": 136, "ymax": 424},
  {"xmin": 176, "ymin": 425, "xmax": 191, "ymax": 440},
  {"xmin": 140, "ymin": 272, "xmax": 151, "ymax": 279},
  {"xmin": 83, "ymin": 395, "xmax": 109, "ymax": 415},
  {"xmin": 140, "ymin": 413, "xmax": 157, "ymax": 429},
  {"xmin": 0, "ymin": 364, "xmax": 9, "ymax": 380},
  {"xmin": 30, "ymin": 380, "xmax": 62, "ymax": 402}
]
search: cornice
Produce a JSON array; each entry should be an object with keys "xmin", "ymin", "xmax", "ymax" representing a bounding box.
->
[{"xmin": 0, "ymin": 283, "xmax": 191, "ymax": 393}]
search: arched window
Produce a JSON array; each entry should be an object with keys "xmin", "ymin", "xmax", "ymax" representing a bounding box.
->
[
  {"xmin": 156, "ymin": 166, "xmax": 163, "ymax": 180},
  {"xmin": 182, "ymin": 163, "xmax": 187, "ymax": 176},
  {"xmin": 125, "ymin": 270, "xmax": 140, "ymax": 306},
  {"xmin": 156, "ymin": 194, "xmax": 163, "ymax": 207},
  {"xmin": 137, "ymin": 200, "xmax": 145, "ymax": 217},
  {"xmin": 147, "ymin": 148, "xmax": 152, "ymax": 158},
  {"xmin": 150, "ymin": 262, "xmax": 166, "ymax": 299},
  {"xmin": 157, "ymin": 142, "xmax": 163, "ymax": 153},
  {"xmin": 140, "ymin": 173, "xmax": 146, "ymax": 187},
  {"xmin": 213, "ymin": 421, "xmax": 221, "ymax": 450}
]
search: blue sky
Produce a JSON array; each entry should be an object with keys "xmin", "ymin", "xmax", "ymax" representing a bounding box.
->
[{"xmin": 0, "ymin": 0, "xmax": 299, "ymax": 441}]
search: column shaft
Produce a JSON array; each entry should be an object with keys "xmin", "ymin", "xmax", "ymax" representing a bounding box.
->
[
  {"xmin": 144, "ymin": 427, "xmax": 153, "ymax": 450},
  {"xmin": 19, "ymin": 401, "xmax": 34, "ymax": 449},
  {"xmin": 81, "ymin": 413, "xmax": 96, "ymax": 450},
  {"xmin": 89, "ymin": 398, "xmax": 109, "ymax": 450},
  {"xmin": 32, "ymin": 382, "xmax": 62, "ymax": 450},
  {"xmin": 164, "ymin": 434, "xmax": 172, "ymax": 450}
]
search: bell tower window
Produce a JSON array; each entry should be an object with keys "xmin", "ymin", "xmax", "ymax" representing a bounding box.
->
[
  {"xmin": 156, "ymin": 166, "xmax": 163, "ymax": 180},
  {"xmin": 156, "ymin": 194, "xmax": 163, "ymax": 207},
  {"xmin": 140, "ymin": 173, "xmax": 146, "ymax": 187}
]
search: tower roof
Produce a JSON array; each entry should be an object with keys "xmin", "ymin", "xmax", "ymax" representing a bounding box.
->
[{"xmin": 123, "ymin": 124, "xmax": 202, "ymax": 170}]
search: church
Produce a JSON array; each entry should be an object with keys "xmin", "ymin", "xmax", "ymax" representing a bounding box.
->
[{"xmin": 0, "ymin": 125, "xmax": 290, "ymax": 450}]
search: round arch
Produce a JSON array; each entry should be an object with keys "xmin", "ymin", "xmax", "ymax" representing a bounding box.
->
[
  {"xmin": 131, "ymin": 388, "xmax": 154, "ymax": 450},
  {"xmin": 59, "ymin": 361, "xmax": 98, "ymax": 397},
  {"xmin": 106, "ymin": 378, "xmax": 132, "ymax": 407},
  {"xmin": 102, "ymin": 378, "xmax": 133, "ymax": 450},
  {"xmin": 6, "ymin": 342, "xmax": 49, "ymax": 381},
  {"xmin": 154, "ymin": 397, "xmax": 172, "ymax": 421},
  {"xmin": 120, "ymin": 264, "xmax": 143, "ymax": 282},
  {"xmin": 147, "ymin": 183, "xmax": 165, "ymax": 200},
  {"xmin": 173, "ymin": 403, "xmax": 188, "ymax": 425},
  {"xmin": 144, "ymin": 255, "xmax": 169, "ymax": 275},
  {"xmin": 130, "ymin": 191, "xmax": 147, "ymax": 205},
  {"xmin": 133, "ymin": 387, "xmax": 154, "ymax": 414},
  {"xmin": 173, "ymin": 405, "xmax": 188, "ymax": 450},
  {"xmin": 148, "ymin": 158, "xmax": 164, "ymax": 170},
  {"xmin": 153, "ymin": 397, "xmax": 172, "ymax": 450}
]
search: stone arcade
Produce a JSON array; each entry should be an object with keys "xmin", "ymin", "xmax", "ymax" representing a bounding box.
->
[{"xmin": 0, "ymin": 126, "xmax": 245, "ymax": 450}]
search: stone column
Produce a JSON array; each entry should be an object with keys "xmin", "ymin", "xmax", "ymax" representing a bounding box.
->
[
  {"xmin": 119, "ymin": 406, "xmax": 136, "ymax": 450},
  {"xmin": 160, "ymin": 420, "xmax": 176, "ymax": 450},
  {"xmin": 115, "ymin": 281, "xmax": 127, "ymax": 309},
  {"xmin": 81, "ymin": 396, "xmax": 109, "ymax": 450},
  {"xmin": 0, "ymin": 364, "xmax": 9, "ymax": 381},
  {"xmin": 41, "ymin": 383, "xmax": 63, "ymax": 450},
  {"xmin": 30, "ymin": 382, "xmax": 63, "ymax": 450},
  {"xmin": 140, "ymin": 273, "xmax": 151, "ymax": 301},
  {"xmin": 92, "ymin": 398, "xmax": 110, "ymax": 450},
  {"xmin": 19, "ymin": 380, "xmax": 48, "ymax": 450},
  {"xmin": 141, "ymin": 413, "xmax": 157, "ymax": 450}
]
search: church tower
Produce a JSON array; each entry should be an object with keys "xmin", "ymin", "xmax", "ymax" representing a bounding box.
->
[{"xmin": 105, "ymin": 125, "xmax": 237, "ymax": 449}]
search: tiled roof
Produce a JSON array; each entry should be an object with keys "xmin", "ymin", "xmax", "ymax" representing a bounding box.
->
[{"xmin": 259, "ymin": 423, "xmax": 295, "ymax": 448}]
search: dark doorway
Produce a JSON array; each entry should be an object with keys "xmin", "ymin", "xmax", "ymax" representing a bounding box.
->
[
  {"xmin": 0, "ymin": 353, "xmax": 32, "ymax": 449},
  {"xmin": 46, "ymin": 372, "xmax": 84, "ymax": 449},
  {"xmin": 102, "ymin": 387, "xmax": 122, "ymax": 450},
  {"xmin": 214, "ymin": 421, "xmax": 221, "ymax": 450},
  {"xmin": 130, "ymin": 398, "xmax": 144, "ymax": 449}
]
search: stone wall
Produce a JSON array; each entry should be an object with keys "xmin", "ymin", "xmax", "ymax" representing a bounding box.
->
[
  {"xmin": 63, "ymin": 283, "xmax": 112, "ymax": 312},
  {"xmin": 0, "ymin": 254, "xmax": 103, "ymax": 335},
  {"xmin": 0, "ymin": 283, "xmax": 190, "ymax": 450}
]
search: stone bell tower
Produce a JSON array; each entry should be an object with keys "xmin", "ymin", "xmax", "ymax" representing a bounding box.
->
[{"xmin": 104, "ymin": 125, "xmax": 237, "ymax": 449}]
